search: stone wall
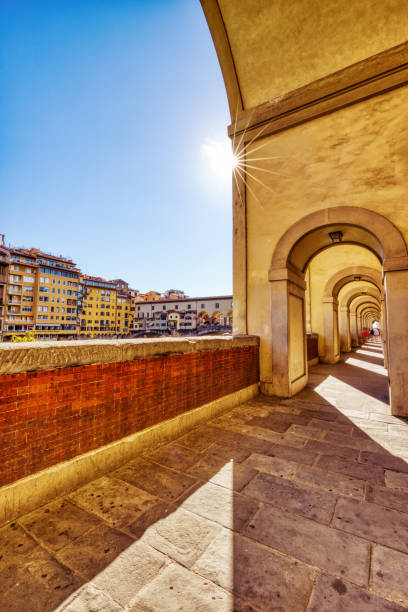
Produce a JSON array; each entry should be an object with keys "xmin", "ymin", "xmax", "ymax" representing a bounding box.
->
[{"xmin": 0, "ymin": 336, "xmax": 259, "ymax": 488}]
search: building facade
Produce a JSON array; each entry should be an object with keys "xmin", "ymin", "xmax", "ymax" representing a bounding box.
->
[
  {"xmin": 133, "ymin": 296, "xmax": 233, "ymax": 333},
  {"xmin": 2, "ymin": 248, "xmax": 80, "ymax": 341}
]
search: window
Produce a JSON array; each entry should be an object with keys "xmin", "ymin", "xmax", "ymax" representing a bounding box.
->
[
  {"xmin": 151, "ymin": 305, "xmax": 154, "ymax": 311},
  {"xmin": 215, "ymin": 303, "xmax": 220, "ymax": 308},
  {"xmin": 23, "ymin": 286, "xmax": 34, "ymax": 293},
  {"xmin": 40, "ymin": 276, "xmax": 50, "ymax": 283},
  {"xmin": 188, "ymin": 304, "xmax": 191, "ymax": 309},
  {"xmin": 163, "ymin": 306, "xmax": 166, "ymax": 310},
  {"xmin": 201, "ymin": 304, "xmax": 205, "ymax": 309},
  {"xmin": 38, "ymin": 306, "xmax": 48, "ymax": 312},
  {"xmin": 175, "ymin": 305, "xmax": 178, "ymax": 310},
  {"xmin": 11, "ymin": 265, "xmax": 19, "ymax": 271}
]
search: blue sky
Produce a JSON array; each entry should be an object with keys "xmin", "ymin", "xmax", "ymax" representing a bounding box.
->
[{"xmin": 0, "ymin": 0, "xmax": 232, "ymax": 296}]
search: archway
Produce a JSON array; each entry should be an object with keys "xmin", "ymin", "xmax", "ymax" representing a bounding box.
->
[
  {"xmin": 321, "ymin": 271, "xmax": 382, "ymax": 363},
  {"xmin": 268, "ymin": 206, "xmax": 408, "ymax": 415},
  {"xmin": 211, "ymin": 310, "xmax": 223, "ymax": 325},
  {"xmin": 339, "ymin": 284, "xmax": 382, "ymax": 352}
]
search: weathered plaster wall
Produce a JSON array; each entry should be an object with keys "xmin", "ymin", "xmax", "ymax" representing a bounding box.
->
[
  {"xmin": 219, "ymin": 0, "xmax": 408, "ymax": 107},
  {"xmin": 246, "ymin": 86, "xmax": 408, "ymax": 379}
]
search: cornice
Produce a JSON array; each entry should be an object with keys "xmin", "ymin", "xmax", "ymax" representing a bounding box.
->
[{"xmin": 228, "ymin": 41, "xmax": 408, "ymax": 143}]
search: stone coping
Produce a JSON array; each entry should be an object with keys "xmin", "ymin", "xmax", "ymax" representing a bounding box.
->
[{"xmin": 0, "ymin": 335, "xmax": 259, "ymax": 375}]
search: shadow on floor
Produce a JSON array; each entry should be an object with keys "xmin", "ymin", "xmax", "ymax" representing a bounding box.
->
[{"xmin": 1, "ymin": 340, "xmax": 408, "ymax": 611}]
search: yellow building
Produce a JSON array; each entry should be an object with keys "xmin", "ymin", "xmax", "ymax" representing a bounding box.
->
[
  {"xmin": 79, "ymin": 276, "xmax": 118, "ymax": 337},
  {"xmin": 3, "ymin": 248, "xmax": 79, "ymax": 340}
]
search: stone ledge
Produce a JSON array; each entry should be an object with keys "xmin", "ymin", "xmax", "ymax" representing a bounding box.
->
[{"xmin": 0, "ymin": 335, "xmax": 259, "ymax": 375}]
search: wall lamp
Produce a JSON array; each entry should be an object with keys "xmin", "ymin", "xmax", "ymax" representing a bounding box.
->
[{"xmin": 329, "ymin": 230, "xmax": 343, "ymax": 243}]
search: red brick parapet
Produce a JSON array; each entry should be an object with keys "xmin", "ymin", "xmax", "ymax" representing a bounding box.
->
[{"xmin": 0, "ymin": 336, "xmax": 259, "ymax": 488}]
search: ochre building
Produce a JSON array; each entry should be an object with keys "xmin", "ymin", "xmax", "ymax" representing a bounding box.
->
[{"xmin": 202, "ymin": 0, "xmax": 408, "ymax": 416}]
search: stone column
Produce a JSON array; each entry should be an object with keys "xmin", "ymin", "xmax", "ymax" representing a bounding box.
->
[
  {"xmin": 380, "ymin": 297, "xmax": 388, "ymax": 369},
  {"xmin": 339, "ymin": 306, "xmax": 351, "ymax": 352},
  {"xmin": 356, "ymin": 314, "xmax": 363, "ymax": 344},
  {"xmin": 350, "ymin": 310, "xmax": 359, "ymax": 347},
  {"xmin": 265, "ymin": 269, "xmax": 307, "ymax": 397},
  {"xmin": 321, "ymin": 297, "xmax": 340, "ymax": 363},
  {"xmin": 384, "ymin": 269, "xmax": 408, "ymax": 416}
]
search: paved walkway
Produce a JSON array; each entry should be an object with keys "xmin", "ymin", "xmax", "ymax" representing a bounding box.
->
[{"xmin": 2, "ymin": 339, "xmax": 408, "ymax": 611}]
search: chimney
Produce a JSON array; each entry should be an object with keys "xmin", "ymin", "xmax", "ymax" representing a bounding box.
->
[{"xmin": 0, "ymin": 234, "xmax": 4, "ymax": 246}]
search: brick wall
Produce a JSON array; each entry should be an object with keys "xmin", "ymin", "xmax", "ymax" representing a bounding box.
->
[{"xmin": 0, "ymin": 345, "xmax": 259, "ymax": 487}]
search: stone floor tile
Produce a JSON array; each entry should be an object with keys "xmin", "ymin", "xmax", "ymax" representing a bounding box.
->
[
  {"xmin": 175, "ymin": 425, "xmax": 217, "ymax": 452},
  {"xmin": 305, "ymin": 439, "xmax": 359, "ymax": 460},
  {"xmin": 287, "ymin": 424, "xmax": 326, "ymax": 440},
  {"xmin": 366, "ymin": 483, "xmax": 408, "ymax": 513},
  {"xmin": 309, "ymin": 418, "xmax": 353, "ymax": 435},
  {"xmin": 294, "ymin": 464, "xmax": 365, "ymax": 499},
  {"xmin": 193, "ymin": 529, "xmax": 315, "ymax": 610},
  {"xmin": 371, "ymin": 545, "xmax": 408, "ymax": 606},
  {"xmin": 19, "ymin": 498, "xmax": 101, "ymax": 552},
  {"xmin": 223, "ymin": 422, "xmax": 306, "ymax": 447},
  {"xmin": 268, "ymin": 442, "xmax": 318, "ymax": 466},
  {"xmin": 208, "ymin": 460, "xmax": 257, "ymax": 492},
  {"xmin": 316, "ymin": 454, "xmax": 385, "ymax": 485},
  {"xmin": 128, "ymin": 563, "xmax": 232, "ymax": 611},
  {"xmin": 360, "ymin": 450, "xmax": 408, "ymax": 473},
  {"xmin": 324, "ymin": 430, "xmax": 379, "ymax": 452},
  {"xmin": 210, "ymin": 429, "xmax": 274, "ymax": 456},
  {"xmin": 0, "ymin": 539, "xmax": 82, "ymax": 612},
  {"xmin": 91, "ymin": 541, "xmax": 167, "ymax": 606},
  {"xmin": 187, "ymin": 450, "xmax": 236, "ymax": 481},
  {"xmin": 333, "ymin": 497, "xmax": 408, "ymax": 554},
  {"xmin": 308, "ymin": 572, "xmax": 407, "ymax": 611},
  {"xmin": 243, "ymin": 452, "xmax": 298, "ymax": 478},
  {"xmin": 0, "ymin": 521, "xmax": 40, "ymax": 560},
  {"xmin": 203, "ymin": 442, "xmax": 253, "ymax": 462},
  {"xmin": 68, "ymin": 476, "xmax": 157, "ymax": 529},
  {"xmin": 248, "ymin": 412, "xmax": 309, "ymax": 432},
  {"xmin": 140, "ymin": 506, "xmax": 221, "ymax": 568},
  {"xmin": 126, "ymin": 499, "xmax": 175, "ymax": 539},
  {"xmin": 385, "ymin": 469, "xmax": 408, "ymax": 490},
  {"xmin": 242, "ymin": 471, "xmax": 336, "ymax": 523},
  {"xmin": 56, "ymin": 584, "xmax": 124, "ymax": 611},
  {"xmin": 181, "ymin": 481, "xmax": 259, "ymax": 531},
  {"xmin": 114, "ymin": 457, "xmax": 197, "ymax": 501},
  {"xmin": 56, "ymin": 523, "xmax": 133, "ymax": 580},
  {"xmin": 388, "ymin": 423, "xmax": 408, "ymax": 437},
  {"xmin": 146, "ymin": 442, "xmax": 200, "ymax": 471},
  {"xmin": 243, "ymin": 503, "xmax": 370, "ymax": 586}
]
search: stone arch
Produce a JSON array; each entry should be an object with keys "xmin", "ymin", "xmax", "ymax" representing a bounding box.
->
[
  {"xmin": 269, "ymin": 206, "xmax": 408, "ymax": 277},
  {"xmin": 267, "ymin": 206, "xmax": 408, "ymax": 413},
  {"xmin": 323, "ymin": 266, "xmax": 382, "ymax": 299},
  {"xmin": 338, "ymin": 285, "xmax": 382, "ymax": 352}
]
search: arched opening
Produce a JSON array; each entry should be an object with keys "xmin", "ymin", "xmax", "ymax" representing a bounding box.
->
[
  {"xmin": 268, "ymin": 206, "xmax": 408, "ymax": 416},
  {"xmin": 198, "ymin": 311, "xmax": 210, "ymax": 325},
  {"xmin": 211, "ymin": 310, "xmax": 223, "ymax": 325}
]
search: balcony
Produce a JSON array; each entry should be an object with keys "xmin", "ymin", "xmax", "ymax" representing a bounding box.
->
[{"xmin": 1, "ymin": 338, "xmax": 407, "ymax": 609}]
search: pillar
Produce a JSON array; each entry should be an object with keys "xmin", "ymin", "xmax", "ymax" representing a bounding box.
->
[
  {"xmin": 356, "ymin": 314, "xmax": 363, "ymax": 344},
  {"xmin": 264, "ymin": 269, "xmax": 307, "ymax": 397},
  {"xmin": 339, "ymin": 306, "xmax": 351, "ymax": 352},
  {"xmin": 350, "ymin": 310, "xmax": 359, "ymax": 347},
  {"xmin": 380, "ymin": 297, "xmax": 388, "ymax": 369},
  {"xmin": 321, "ymin": 297, "xmax": 340, "ymax": 363},
  {"xmin": 384, "ymin": 269, "xmax": 408, "ymax": 416}
]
